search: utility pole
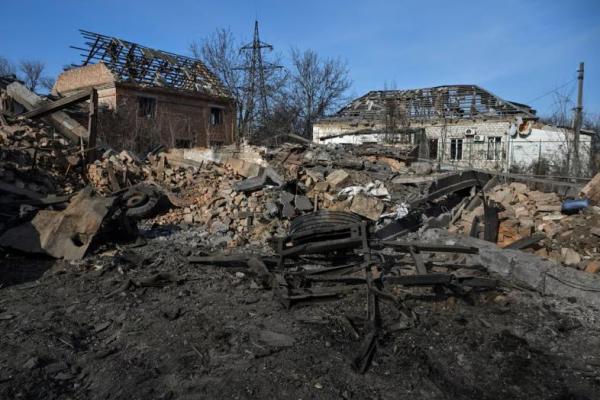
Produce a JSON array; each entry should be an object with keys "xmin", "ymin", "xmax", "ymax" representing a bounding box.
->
[
  {"xmin": 572, "ymin": 62, "xmax": 584, "ymax": 176},
  {"xmin": 238, "ymin": 20, "xmax": 281, "ymax": 139}
]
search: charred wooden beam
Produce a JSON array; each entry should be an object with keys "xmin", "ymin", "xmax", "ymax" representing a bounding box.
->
[
  {"xmin": 19, "ymin": 90, "xmax": 91, "ymax": 120},
  {"xmin": 502, "ymin": 233, "xmax": 546, "ymax": 250}
]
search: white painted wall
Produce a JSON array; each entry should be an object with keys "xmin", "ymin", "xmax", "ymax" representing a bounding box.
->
[
  {"xmin": 508, "ymin": 126, "xmax": 592, "ymax": 174},
  {"xmin": 313, "ymin": 119, "xmax": 593, "ymax": 175}
]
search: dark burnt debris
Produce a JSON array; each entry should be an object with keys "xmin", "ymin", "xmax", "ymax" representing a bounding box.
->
[{"xmin": 2, "ymin": 80, "xmax": 600, "ymax": 399}]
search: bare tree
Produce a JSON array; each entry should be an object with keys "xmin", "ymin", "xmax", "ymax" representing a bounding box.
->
[
  {"xmin": 40, "ymin": 76, "xmax": 56, "ymax": 92},
  {"xmin": 288, "ymin": 48, "xmax": 351, "ymax": 137},
  {"xmin": 190, "ymin": 29, "xmax": 245, "ymax": 131},
  {"xmin": 0, "ymin": 56, "xmax": 16, "ymax": 76},
  {"xmin": 19, "ymin": 60, "xmax": 45, "ymax": 91}
]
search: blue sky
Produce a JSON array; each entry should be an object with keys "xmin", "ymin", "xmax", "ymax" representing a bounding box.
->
[{"xmin": 1, "ymin": 0, "xmax": 599, "ymax": 119}]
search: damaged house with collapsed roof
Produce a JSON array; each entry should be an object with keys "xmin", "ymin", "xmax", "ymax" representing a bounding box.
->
[
  {"xmin": 313, "ymin": 85, "xmax": 592, "ymax": 174},
  {"xmin": 51, "ymin": 30, "xmax": 236, "ymax": 153}
]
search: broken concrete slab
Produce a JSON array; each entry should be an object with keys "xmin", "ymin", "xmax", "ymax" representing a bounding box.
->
[
  {"xmin": 312, "ymin": 181, "xmax": 330, "ymax": 193},
  {"xmin": 294, "ymin": 195, "xmax": 313, "ymax": 212},
  {"xmin": 350, "ymin": 193, "xmax": 384, "ymax": 221},
  {"xmin": 326, "ymin": 169, "xmax": 351, "ymax": 189},
  {"xmin": 408, "ymin": 161, "xmax": 433, "ymax": 175},
  {"xmin": 226, "ymin": 158, "xmax": 261, "ymax": 178},
  {"xmin": 423, "ymin": 229, "xmax": 600, "ymax": 309},
  {"xmin": 234, "ymin": 167, "xmax": 285, "ymax": 192}
]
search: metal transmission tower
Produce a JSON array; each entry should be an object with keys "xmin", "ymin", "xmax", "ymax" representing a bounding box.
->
[{"xmin": 238, "ymin": 20, "xmax": 281, "ymax": 137}]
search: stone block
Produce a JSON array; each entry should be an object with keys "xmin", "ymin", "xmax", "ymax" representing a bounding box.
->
[{"xmin": 350, "ymin": 193, "xmax": 384, "ymax": 221}]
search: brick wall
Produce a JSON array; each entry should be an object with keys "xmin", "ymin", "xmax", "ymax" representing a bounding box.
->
[
  {"xmin": 53, "ymin": 63, "xmax": 115, "ymax": 95},
  {"xmin": 53, "ymin": 64, "xmax": 236, "ymax": 153},
  {"xmin": 97, "ymin": 85, "xmax": 235, "ymax": 153}
]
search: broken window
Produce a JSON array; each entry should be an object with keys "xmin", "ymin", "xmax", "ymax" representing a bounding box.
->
[
  {"xmin": 138, "ymin": 97, "xmax": 156, "ymax": 118},
  {"xmin": 429, "ymin": 139, "xmax": 438, "ymax": 160},
  {"xmin": 210, "ymin": 107, "xmax": 223, "ymax": 125},
  {"xmin": 487, "ymin": 137, "xmax": 502, "ymax": 160},
  {"xmin": 175, "ymin": 139, "xmax": 191, "ymax": 148},
  {"xmin": 450, "ymin": 139, "xmax": 463, "ymax": 160}
]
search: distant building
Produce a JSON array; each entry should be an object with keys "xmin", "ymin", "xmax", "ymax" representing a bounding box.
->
[
  {"xmin": 53, "ymin": 31, "xmax": 236, "ymax": 153},
  {"xmin": 313, "ymin": 85, "xmax": 592, "ymax": 174}
]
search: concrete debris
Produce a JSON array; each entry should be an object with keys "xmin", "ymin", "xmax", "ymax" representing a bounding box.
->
[
  {"xmin": 408, "ymin": 161, "xmax": 433, "ymax": 175},
  {"xmin": 349, "ymin": 193, "xmax": 384, "ymax": 221},
  {"xmin": 325, "ymin": 169, "xmax": 351, "ymax": 189},
  {"xmin": 561, "ymin": 248, "xmax": 582, "ymax": 266},
  {"xmin": 2, "ymin": 106, "xmax": 598, "ymax": 281},
  {"xmin": 2, "ymin": 34, "xmax": 600, "ymax": 400},
  {"xmin": 580, "ymin": 172, "xmax": 600, "ymax": 204},
  {"xmin": 451, "ymin": 181, "xmax": 600, "ymax": 272},
  {"xmin": 338, "ymin": 180, "xmax": 390, "ymax": 201}
]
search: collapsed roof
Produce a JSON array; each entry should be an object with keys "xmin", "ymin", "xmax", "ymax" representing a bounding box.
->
[
  {"xmin": 71, "ymin": 30, "xmax": 229, "ymax": 98},
  {"xmin": 329, "ymin": 85, "xmax": 537, "ymax": 123}
]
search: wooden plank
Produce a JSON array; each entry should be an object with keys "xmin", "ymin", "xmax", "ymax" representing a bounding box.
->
[
  {"xmin": 20, "ymin": 90, "xmax": 91, "ymax": 119},
  {"xmin": 87, "ymin": 89, "xmax": 98, "ymax": 163},
  {"xmin": 483, "ymin": 199, "xmax": 500, "ymax": 243},
  {"xmin": 502, "ymin": 233, "xmax": 546, "ymax": 250},
  {"xmin": 409, "ymin": 245, "xmax": 428, "ymax": 275}
]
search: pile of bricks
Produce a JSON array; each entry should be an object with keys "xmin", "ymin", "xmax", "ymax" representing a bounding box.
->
[
  {"xmin": 148, "ymin": 160, "xmax": 393, "ymax": 245},
  {"xmin": 87, "ymin": 150, "xmax": 150, "ymax": 193},
  {"xmin": 453, "ymin": 181, "xmax": 600, "ymax": 272},
  {"xmin": 0, "ymin": 119, "xmax": 84, "ymax": 196}
]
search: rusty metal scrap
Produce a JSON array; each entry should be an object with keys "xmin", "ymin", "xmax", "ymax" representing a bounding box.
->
[{"xmin": 0, "ymin": 187, "xmax": 115, "ymax": 260}]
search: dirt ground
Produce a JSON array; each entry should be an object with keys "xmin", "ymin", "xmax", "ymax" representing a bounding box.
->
[{"xmin": 1, "ymin": 225, "xmax": 600, "ymax": 400}]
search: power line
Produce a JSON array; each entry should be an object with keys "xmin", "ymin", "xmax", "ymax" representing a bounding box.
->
[
  {"xmin": 237, "ymin": 20, "xmax": 282, "ymax": 137},
  {"xmin": 524, "ymin": 77, "xmax": 577, "ymax": 104}
]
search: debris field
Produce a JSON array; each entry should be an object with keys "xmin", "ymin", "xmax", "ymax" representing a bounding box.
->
[{"xmin": 1, "ymin": 82, "xmax": 600, "ymax": 400}]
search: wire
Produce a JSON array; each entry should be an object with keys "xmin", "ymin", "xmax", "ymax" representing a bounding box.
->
[{"xmin": 525, "ymin": 77, "xmax": 577, "ymax": 104}]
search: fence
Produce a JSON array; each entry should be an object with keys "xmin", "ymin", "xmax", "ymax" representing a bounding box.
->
[{"xmin": 431, "ymin": 137, "xmax": 593, "ymax": 178}]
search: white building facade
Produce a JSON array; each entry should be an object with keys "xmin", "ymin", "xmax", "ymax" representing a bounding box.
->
[{"xmin": 313, "ymin": 85, "xmax": 592, "ymax": 175}]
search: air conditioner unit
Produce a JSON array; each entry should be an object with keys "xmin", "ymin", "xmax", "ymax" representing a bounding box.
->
[
  {"xmin": 473, "ymin": 135, "xmax": 485, "ymax": 142},
  {"xmin": 465, "ymin": 128, "xmax": 476, "ymax": 136}
]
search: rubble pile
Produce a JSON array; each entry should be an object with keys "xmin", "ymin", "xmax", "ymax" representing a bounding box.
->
[
  {"xmin": 3, "ymin": 108, "xmax": 599, "ymax": 276},
  {"xmin": 453, "ymin": 181, "xmax": 600, "ymax": 272},
  {"xmin": 87, "ymin": 151, "xmax": 212, "ymax": 194},
  {"xmin": 86, "ymin": 150, "xmax": 149, "ymax": 193},
  {"xmin": 0, "ymin": 119, "xmax": 84, "ymax": 196},
  {"xmin": 149, "ymin": 161, "xmax": 291, "ymax": 247},
  {"xmin": 143, "ymin": 143, "xmax": 423, "ymax": 245}
]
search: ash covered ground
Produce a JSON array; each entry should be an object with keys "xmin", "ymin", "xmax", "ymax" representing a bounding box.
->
[{"xmin": 1, "ymin": 226, "xmax": 599, "ymax": 400}]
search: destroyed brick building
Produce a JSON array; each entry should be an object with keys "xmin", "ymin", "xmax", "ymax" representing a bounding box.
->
[
  {"xmin": 52, "ymin": 31, "xmax": 236, "ymax": 153},
  {"xmin": 3, "ymin": 21, "xmax": 600, "ymax": 399},
  {"xmin": 313, "ymin": 85, "xmax": 593, "ymax": 174}
]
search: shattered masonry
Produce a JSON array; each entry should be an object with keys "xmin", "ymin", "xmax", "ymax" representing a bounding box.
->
[{"xmin": 1, "ymin": 32, "xmax": 600, "ymax": 400}]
